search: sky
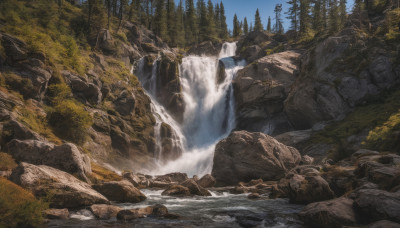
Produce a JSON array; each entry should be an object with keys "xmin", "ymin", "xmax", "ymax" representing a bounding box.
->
[{"xmin": 174, "ymin": 0, "xmax": 356, "ymax": 32}]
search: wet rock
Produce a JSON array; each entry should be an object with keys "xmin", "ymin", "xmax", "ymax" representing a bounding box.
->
[
  {"xmin": 354, "ymin": 189, "xmax": 400, "ymax": 223},
  {"xmin": 150, "ymin": 180, "xmax": 171, "ymax": 188},
  {"xmin": 89, "ymin": 204, "xmax": 122, "ymax": 220},
  {"xmin": 247, "ymin": 193, "xmax": 261, "ymax": 199},
  {"xmin": 117, "ymin": 204, "xmax": 169, "ymax": 221},
  {"xmin": 197, "ymin": 174, "xmax": 216, "ymax": 188},
  {"xmin": 43, "ymin": 208, "xmax": 69, "ymax": 220},
  {"xmin": 161, "ymin": 185, "xmax": 191, "ymax": 197},
  {"xmin": 299, "ymin": 197, "xmax": 359, "ymax": 228},
  {"xmin": 92, "ymin": 180, "xmax": 146, "ymax": 203},
  {"xmin": 116, "ymin": 209, "xmax": 143, "ymax": 220},
  {"xmin": 155, "ymin": 172, "xmax": 188, "ymax": 183},
  {"xmin": 181, "ymin": 179, "xmax": 212, "ymax": 196},
  {"xmin": 9, "ymin": 163, "xmax": 108, "ymax": 208},
  {"xmin": 211, "ymin": 131, "xmax": 301, "ymax": 186},
  {"xmin": 7, "ymin": 139, "xmax": 92, "ymax": 181}
]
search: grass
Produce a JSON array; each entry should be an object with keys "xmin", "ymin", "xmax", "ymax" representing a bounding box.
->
[
  {"xmin": 89, "ymin": 162, "xmax": 122, "ymax": 183},
  {"xmin": 0, "ymin": 177, "xmax": 48, "ymax": 228},
  {"xmin": 0, "ymin": 152, "xmax": 17, "ymax": 171},
  {"xmin": 304, "ymin": 89, "xmax": 400, "ymax": 160}
]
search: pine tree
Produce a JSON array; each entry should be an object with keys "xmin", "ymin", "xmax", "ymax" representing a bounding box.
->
[
  {"xmin": 219, "ymin": 2, "xmax": 228, "ymax": 39},
  {"xmin": 175, "ymin": 0, "xmax": 185, "ymax": 47},
  {"xmin": 267, "ymin": 16, "xmax": 272, "ymax": 32},
  {"xmin": 154, "ymin": 0, "xmax": 167, "ymax": 39},
  {"xmin": 328, "ymin": 0, "xmax": 340, "ymax": 33},
  {"xmin": 254, "ymin": 9, "xmax": 263, "ymax": 31},
  {"xmin": 198, "ymin": 0, "xmax": 208, "ymax": 42},
  {"xmin": 286, "ymin": 0, "xmax": 299, "ymax": 32},
  {"xmin": 322, "ymin": 0, "xmax": 328, "ymax": 29},
  {"xmin": 206, "ymin": 0, "xmax": 217, "ymax": 40},
  {"xmin": 250, "ymin": 23, "xmax": 253, "ymax": 32},
  {"xmin": 215, "ymin": 3, "xmax": 221, "ymax": 36},
  {"xmin": 233, "ymin": 14, "xmax": 241, "ymax": 37},
  {"xmin": 353, "ymin": 0, "xmax": 364, "ymax": 28},
  {"xmin": 339, "ymin": 0, "xmax": 347, "ymax": 28},
  {"xmin": 166, "ymin": 0, "xmax": 176, "ymax": 44},
  {"xmin": 274, "ymin": 4, "xmax": 284, "ymax": 33},
  {"xmin": 185, "ymin": 0, "xmax": 198, "ymax": 45},
  {"xmin": 312, "ymin": 0, "xmax": 323, "ymax": 32},
  {"xmin": 299, "ymin": 0, "xmax": 311, "ymax": 35},
  {"xmin": 243, "ymin": 17, "xmax": 249, "ymax": 35}
]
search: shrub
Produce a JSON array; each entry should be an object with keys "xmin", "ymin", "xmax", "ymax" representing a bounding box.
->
[
  {"xmin": 365, "ymin": 111, "xmax": 400, "ymax": 152},
  {"xmin": 47, "ymin": 100, "xmax": 92, "ymax": 144},
  {"xmin": 0, "ymin": 178, "xmax": 48, "ymax": 228},
  {"xmin": 46, "ymin": 83, "xmax": 73, "ymax": 105},
  {"xmin": 2, "ymin": 72, "xmax": 36, "ymax": 99},
  {"xmin": 0, "ymin": 152, "xmax": 17, "ymax": 171}
]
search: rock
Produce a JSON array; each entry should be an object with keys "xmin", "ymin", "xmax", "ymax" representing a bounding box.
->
[
  {"xmin": 154, "ymin": 172, "xmax": 188, "ymax": 183},
  {"xmin": 98, "ymin": 29, "xmax": 115, "ymax": 54},
  {"xmin": 240, "ymin": 45, "xmax": 261, "ymax": 63},
  {"xmin": 126, "ymin": 22, "xmax": 168, "ymax": 52},
  {"xmin": 354, "ymin": 189, "xmax": 400, "ymax": 223},
  {"xmin": 63, "ymin": 71, "xmax": 102, "ymax": 104},
  {"xmin": 299, "ymin": 197, "xmax": 359, "ymax": 228},
  {"xmin": 89, "ymin": 204, "xmax": 122, "ymax": 220},
  {"xmin": 7, "ymin": 139, "xmax": 91, "ymax": 181},
  {"xmin": 275, "ymin": 130, "xmax": 312, "ymax": 147},
  {"xmin": 197, "ymin": 174, "xmax": 216, "ymax": 188},
  {"xmin": 123, "ymin": 172, "xmax": 142, "ymax": 187},
  {"xmin": 247, "ymin": 193, "xmax": 261, "ymax": 199},
  {"xmin": 351, "ymin": 149, "xmax": 380, "ymax": 162},
  {"xmin": 117, "ymin": 204, "xmax": 169, "ymax": 221},
  {"xmin": 366, "ymin": 220, "xmax": 400, "ymax": 228},
  {"xmin": 43, "ymin": 208, "xmax": 69, "ymax": 220},
  {"xmin": 237, "ymin": 31, "xmax": 271, "ymax": 55},
  {"xmin": 150, "ymin": 180, "xmax": 171, "ymax": 188},
  {"xmin": 187, "ymin": 41, "xmax": 221, "ymax": 56},
  {"xmin": 1, "ymin": 33, "xmax": 28, "ymax": 62},
  {"xmin": 161, "ymin": 185, "xmax": 191, "ymax": 197},
  {"xmin": 300, "ymin": 155, "xmax": 314, "ymax": 165},
  {"xmin": 113, "ymin": 90, "xmax": 136, "ymax": 116},
  {"xmin": 211, "ymin": 131, "xmax": 301, "ymax": 186},
  {"xmin": 92, "ymin": 180, "xmax": 146, "ymax": 203},
  {"xmin": 9, "ymin": 163, "xmax": 108, "ymax": 208},
  {"xmin": 180, "ymin": 179, "xmax": 212, "ymax": 196},
  {"xmin": 369, "ymin": 56, "xmax": 396, "ymax": 89},
  {"xmin": 1, "ymin": 120, "xmax": 43, "ymax": 145},
  {"xmin": 233, "ymin": 51, "xmax": 301, "ymax": 134}
]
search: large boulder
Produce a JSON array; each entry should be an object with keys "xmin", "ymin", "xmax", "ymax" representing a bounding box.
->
[
  {"xmin": 7, "ymin": 139, "xmax": 91, "ymax": 181},
  {"xmin": 154, "ymin": 172, "xmax": 188, "ymax": 183},
  {"xmin": 113, "ymin": 90, "xmax": 136, "ymax": 116},
  {"xmin": 43, "ymin": 208, "xmax": 69, "ymax": 220},
  {"xmin": 197, "ymin": 174, "xmax": 216, "ymax": 188},
  {"xmin": 1, "ymin": 33, "xmax": 28, "ymax": 62},
  {"xmin": 233, "ymin": 51, "xmax": 301, "ymax": 134},
  {"xmin": 354, "ymin": 189, "xmax": 400, "ymax": 223},
  {"xmin": 236, "ymin": 31, "xmax": 271, "ymax": 56},
  {"xmin": 211, "ymin": 131, "xmax": 302, "ymax": 186},
  {"xmin": 117, "ymin": 204, "xmax": 170, "ymax": 221},
  {"xmin": 161, "ymin": 185, "xmax": 191, "ymax": 197},
  {"xmin": 180, "ymin": 179, "xmax": 212, "ymax": 196},
  {"xmin": 366, "ymin": 220, "xmax": 400, "ymax": 228},
  {"xmin": 89, "ymin": 204, "xmax": 122, "ymax": 220},
  {"xmin": 63, "ymin": 71, "xmax": 102, "ymax": 104},
  {"xmin": 92, "ymin": 180, "xmax": 146, "ymax": 203},
  {"xmin": 9, "ymin": 163, "xmax": 108, "ymax": 208},
  {"xmin": 299, "ymin": 197, "xmax": 359, "ymax": 228},
  {"xmin": 187, "ymin": 41, "xmax": 221, "ymax": 56}
]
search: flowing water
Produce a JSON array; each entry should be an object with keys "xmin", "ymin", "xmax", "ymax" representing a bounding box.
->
[
  {"xmin": 136, "ymin": 42, "xmax": 245, "ymax": 176},
  {"xmin": 47, "ymin": 190, "xmax": 304, "ymax": 228}
]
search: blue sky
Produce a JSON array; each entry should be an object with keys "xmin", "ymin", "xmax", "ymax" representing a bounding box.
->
[{"xmin": 175, "ymin": 0, "xmax": 356, "ymax": 31}]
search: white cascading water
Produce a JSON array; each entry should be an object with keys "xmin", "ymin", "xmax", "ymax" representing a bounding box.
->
[{"xmin": 136, "ymin": 42, "xmax": 245, "ymax": 176}]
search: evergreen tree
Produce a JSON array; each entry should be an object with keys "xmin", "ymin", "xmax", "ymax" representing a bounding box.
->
[
  {"xmin": 299, "ymin": 0, "xmax": 311, "ymax": 35},
  {"xmin": 198, "ymin": 0, "xmax": 208, "ymax": 42},
  {"xmin": 322, "ymin": 0, "xmax": 328, "ymax": 29},
  {"xmin": 185, "ymin": 0, "xmax": 198, "ymax": 44},
  {"xmin": 154, "ymin": 0, "xmax": 167, "ymax": 39},
  {"xmin": 286, "ymin": 0, "xmax": 299, "ymax": 32},
  {"xmin": 175, "ymin": 0, "xmax": 185, "ymax": 47},
  {"xmin": 243, "ymin": 17, "xmax": 249, "ymax": 35},
  {"xmin": 274, "ymin": 4, "xmax": 284, "ymax": 33},
  {"xmin": 219, "ymin": 2, "xmax": 229, "ymax": 39},
  {"xmin": 339, "ymin": 0, "xmax": 347, "ymax": 28},
  {"xmin": 267, "ymin": 16, "xmax": 272, "ymax": 32},
  {"xmin": 250, "ymin": 23, "xmax": 253, "ymax": 32},
  {"xmin": 353, "ymin": 0, "xmax": 365, "ymax": 28},
  {"xmin": 233, "ymin": 14, "xmax": 241, "ymax": 37},
  {"xmin": 166, "ymin": 0, "xmax": 176, "ymax": 44},
  {"xmin": 254, "ymin": 9, "xmax": 263, "ymax": 31},
  {"xmin": 328, "ymin": 0, "xmax": 340, "ymax": 33},
  {"xmin": 215, "ymin": 3, "xmax": 221, "ymax": 36},
  {"xmin": 206, "ymin": 0, "xmax": 217, "ymax": 40},
  {"xmin": 312, "ymin": 0, "xmax": 323, "ymax": 32}
]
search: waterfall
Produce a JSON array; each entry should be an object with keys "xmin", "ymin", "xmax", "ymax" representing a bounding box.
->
[{"xmin": 136, "ymin": 42, "xmax": 245, "ymax": 176}]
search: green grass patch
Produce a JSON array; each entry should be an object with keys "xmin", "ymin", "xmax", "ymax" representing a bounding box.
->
[
  {"xmin": 306, "ymin": 89, "xmax": 400, "ymax": 160},
  {"xmin": 0, "ymin": 152, "xmax": 17, "ymax": 171},
  {"xmin": 0, "ymin": 177, "xmax": 48, "ymax": 228}
]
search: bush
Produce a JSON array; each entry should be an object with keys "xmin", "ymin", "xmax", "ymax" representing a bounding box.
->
[
  {"xmin": 46, "ymin": 83, "xmax": 73, "ymax": 104},
  {"xmin": 0, "ymin": 152, "xmax": 17, "ymax": 171},
  {"xmin": 365, "ymin": 111, "xmax": 400, "ymax": 152},
  {"xmin": 0, "ymin": 178, "xmax": 48, "ymax": 228},
  {"xmin": 47, "ymin": 100, "xmax": 92, "ymax": 144},
  {"xmin": 2, "ymin": 72, "xmax": 36, "ymax": 99}
]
